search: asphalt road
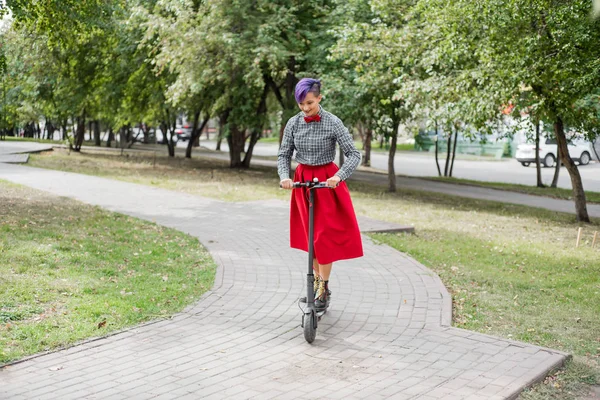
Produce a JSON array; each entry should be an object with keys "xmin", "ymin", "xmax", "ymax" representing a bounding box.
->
[{"xmin": 196, "ymin": 140, "xmax": 600, "ymax": 192}]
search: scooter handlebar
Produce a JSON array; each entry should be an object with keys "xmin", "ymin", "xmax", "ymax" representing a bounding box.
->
[
  {"xmin": 292, "ymin": 182, "xmax": 330, "ymax": 189},
  {"xmin": 279, "ymin": 180, "xmax": 332, "ymax": 189}
]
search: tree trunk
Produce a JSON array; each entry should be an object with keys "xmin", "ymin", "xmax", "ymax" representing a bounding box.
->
[
  {"xmin": 449, "ymin": 127, "xmax": 459, "ymax": 177},
  {"xmin": 227, "ymin": 124, "xmax": 245, "ymax": 168},
  {"xmin": 591, "ymin": 138, "xmax": 600, "ymax": 162},
  {"xmin": 127, "ymin": 126, "xmax": 141, "ymax": 148},
  {"xmin": 74, "ymin": 111, "xmax": 86, "ymax": 152},
  {"xmin": 388, "ymin": 120, "xmax": 399, "ymax": 192},
  {"xmin": 243, "ymin": 83, "xmax": 269, "ymax": 168},
  {"xmin": 551, "ymin": 143, "xmax": 560, "ymax": 188},
  {"xmin": 162, "ymin": 122, "xmax": 176, "ymax": 157},
  {"xmin": 141, "ymin": 123, "xmax": 149, "ymax": 144},
  {"xmin": 185, "ymin": 116, "xmax": 210, "ymax": 157},
  {"xmin": 24, "ymin": 122, "xmax": 34, "ymax": 138},
  {"xmin": 93, "ymin": 120, "xmax": 101, "ymax": 146},
  {"xmin": 217, "ymin": 110, "xmax": 229, "ymax": 151},
  {"xmin": 338, "ymin": 144, "xmax": 345, "ymax": 167},
  {"xmin": 167, "ymin": 120, "xmax": 176, "ymax": 157},
  {"xmin": 47, "ymin": 121, "xmax": 56, "ymax": 141},
  {"xmin": 216, "ymin": 120, "xmax": 223, "ymax": 151},
  {"xmin": 243, "ymin": 129, "xmax": 261, "ymax": 168},
  {"xmin": 362, "ymin": 127, "xmax": 372, "ymax": 167},
  {"xmin": 444, "ymin": 132, "xmax": 452, "ymax": 177},
  {"xmin": 535, "ymin": 119, "xmax": 544, "ymax": 187},
  {"xmin": 61, "ymin": 120, "xmax": 68, "ymax": 141},
  {"xmin": 554, "ymin": 117, "xmax": 589, "ymax": 222},
  {"xmin": 119, "ymin": 126, "xmax": 128, "ymax": 150},
  {"xmin": 434, "ymin": 122, "xmax": 442, "ymax": 176},
  {"xmin": 186, "ymin": 110, "xmax": 201, "ymax": 158},
  {"xmin": 186, "ymin": 113, "xmax": 209, "ymax": 159},
  {"xmin": 107, "ymin": 127, "xmax": 114, "ymax": 147}
]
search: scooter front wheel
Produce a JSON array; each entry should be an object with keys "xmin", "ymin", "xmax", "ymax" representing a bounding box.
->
[{"xmin": 303, "ymin": 310, "xmax": 317, "ymax": 343}]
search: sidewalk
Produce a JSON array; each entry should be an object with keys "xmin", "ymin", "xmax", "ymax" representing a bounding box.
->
[
  {"xmin": 0, "ymin": 163, "xmax": 567, "ymax": 400},
  {"xmin": 0, "ymin": 141, "xmax": 53, "ymax": 163}
]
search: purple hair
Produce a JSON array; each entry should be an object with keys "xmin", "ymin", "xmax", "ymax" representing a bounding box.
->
[{"xmin": 295, "ymin": 78, "xmax": 321, "ymax": 103}]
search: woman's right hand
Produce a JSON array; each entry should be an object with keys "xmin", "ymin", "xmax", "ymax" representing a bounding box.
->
[{"xmin": 280, "ymin": 179, "xmax": 293, "ymax": 189}]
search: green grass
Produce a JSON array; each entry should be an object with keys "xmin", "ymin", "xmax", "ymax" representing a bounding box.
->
[
  {"xmin": 0, "ymin": 181, "xmax": 215, "ymax": 365},
  {"xmin": 426, "ymin": 176, "xmax": 600, "ymax": 205},
  {"xmin": 260, "ymin": 136, "xmax": 280, "ymax": 143},
  {"xmin": 520, "ymin": 358, "xmax": 600, "ymax": 399},
  {"xmin": 345, "ymin": 180, "xmax": 600, "ymax": 356},
  {"xmin": 30, "ymin": 149, "xmax": 288, "ymax": 202},
  {"xmin": 354, "ymin": 140, "xmax": 415, "ymax": 152},
  {"xmin": 27, "ymin": 149, "xmax": 600, "ymax": 398}
]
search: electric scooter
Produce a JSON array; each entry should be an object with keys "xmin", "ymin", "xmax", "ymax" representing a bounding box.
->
[{"xmin": 290, "ymin": 178, "xmax": 332, "ymax": 343}]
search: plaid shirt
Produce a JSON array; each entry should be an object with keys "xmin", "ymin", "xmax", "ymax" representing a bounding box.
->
[{"xmin": 277, "ymin": 107, "xmax": 362, "ymax": 182}]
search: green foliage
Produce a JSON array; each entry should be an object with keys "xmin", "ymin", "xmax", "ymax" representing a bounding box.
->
[
  {"xmin": 407, "ymin": 0, "xmax": 600, "ymax": 141},
  {"xmin": 3, "ymin": 0, "xmax": 600, "ymax": 168}
]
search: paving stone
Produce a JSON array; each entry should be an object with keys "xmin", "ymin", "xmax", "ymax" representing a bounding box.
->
[{"xmin": 0, "ymin": 163, "xmax": 569, "ymax": 399}]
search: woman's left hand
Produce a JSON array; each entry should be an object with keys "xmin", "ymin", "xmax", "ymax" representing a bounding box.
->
[{"xmin": 326, "ymin": 175, "xmax": 341, "ymax": 188}]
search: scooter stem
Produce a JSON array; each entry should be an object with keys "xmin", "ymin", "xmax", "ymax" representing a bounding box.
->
[{"xmin": 306, "ymin": 187, "xmax": 316, "ymax": 309}]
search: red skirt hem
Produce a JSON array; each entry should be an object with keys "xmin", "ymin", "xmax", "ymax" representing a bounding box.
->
[{"xmin": 289, "ymin": 163, "xmax": 363, "ymax": 265}]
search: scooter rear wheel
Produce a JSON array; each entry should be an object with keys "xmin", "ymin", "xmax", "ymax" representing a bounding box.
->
[{"xmin": 303, "ymin": 311, "xmax": 317, "ymax": 343}]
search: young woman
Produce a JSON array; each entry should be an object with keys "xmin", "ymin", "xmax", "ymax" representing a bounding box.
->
[{"xmin": 278, "ymin": 78, "xmax": 363, "ymax": 310}]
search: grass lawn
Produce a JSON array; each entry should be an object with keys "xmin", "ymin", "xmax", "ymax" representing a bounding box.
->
[
  {"xmin": 260, "ymin": 136, "xmax": 280, "ymax": 143},
  {"xmin": 354, "ymin": 140, "xmax": 416, "ymax": 152},
  {"xmin": 28, "ymin": 149, "xmax": 600, "ymax": 399},
  {"xmin": 425, "ymin": 176, "xmax": 600, "ymax": 205},
  {"xmin": 0, "ymin": 180, "xmax": 215, "ymax": 365}
]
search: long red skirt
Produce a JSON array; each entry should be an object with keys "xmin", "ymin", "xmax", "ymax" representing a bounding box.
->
[{"xmin": 290, "ymin": 163, "xmax": 363, "ymax": 265}]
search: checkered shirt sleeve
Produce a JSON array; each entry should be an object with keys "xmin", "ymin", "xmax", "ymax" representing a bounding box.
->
[{"xmin": 277, "ymin": 109, "xmax": 362, "ymax": 182}]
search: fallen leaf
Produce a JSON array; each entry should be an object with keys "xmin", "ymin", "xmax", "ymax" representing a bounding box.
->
[{"xmin": 97, "ymin": 320, "xmax": 107, "ymax": 329}]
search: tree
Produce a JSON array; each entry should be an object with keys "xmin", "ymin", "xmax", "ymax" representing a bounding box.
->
[
  {"xmin": 408, "ymin": 0, "xmax": 600, "ymax": 222},
  {"xmin": 8, "ymin": 0, "xmax": 129, "ymax": 151},
  {"xmin": 330, "ymin": 0, "xmax": 415, "ymax": 192}
]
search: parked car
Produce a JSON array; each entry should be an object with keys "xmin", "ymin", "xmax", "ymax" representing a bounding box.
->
[
  {"xmin": 515, "ymin": 138, "xmax": 593, "ymax": 167},
  {"xmin": 175, "ymin": 125, "xmax": 193, "ymax": 142}
]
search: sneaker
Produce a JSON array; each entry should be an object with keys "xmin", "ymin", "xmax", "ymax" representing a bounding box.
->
[
  {"xmin": 313, "ymin": 275, "xmax": 321, "ymax": 294},
  {"xmin": 315, "ymin": 280, "xmax": 330, "ymax": 311},
  {"xmin": 299, "ymin": 275, "xmax": 321, "ymax": 303}
]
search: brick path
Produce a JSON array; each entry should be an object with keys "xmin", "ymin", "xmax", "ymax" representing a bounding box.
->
[{"xmin": 0, "ymin": 163, "xmax": 567, "ymax": 400}]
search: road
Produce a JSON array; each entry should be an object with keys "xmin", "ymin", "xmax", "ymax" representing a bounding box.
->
[{"xmin": 196, "ymin": 140, "xmax": 600, "ymax": 192}]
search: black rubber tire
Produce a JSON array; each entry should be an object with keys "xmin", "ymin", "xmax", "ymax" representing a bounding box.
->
[
  {"xmin": 580, "ymin": 152, "xmax": 590, "ymax": 166},
  {"xmin": 521, "ymin": 162, "xmax": 530, "ymax": 167},
  {"xmin": 543, "ymin": 153, "xmax": 556, "ymax": 168},
  {"xmin": 304, "ymin": 311, "xmax": 317, "ymax": 343}
]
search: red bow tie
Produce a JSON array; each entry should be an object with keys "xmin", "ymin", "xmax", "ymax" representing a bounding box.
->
[{"xmin": 304, "ymin": 115, "xmax": 321, "ymax": 123}]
